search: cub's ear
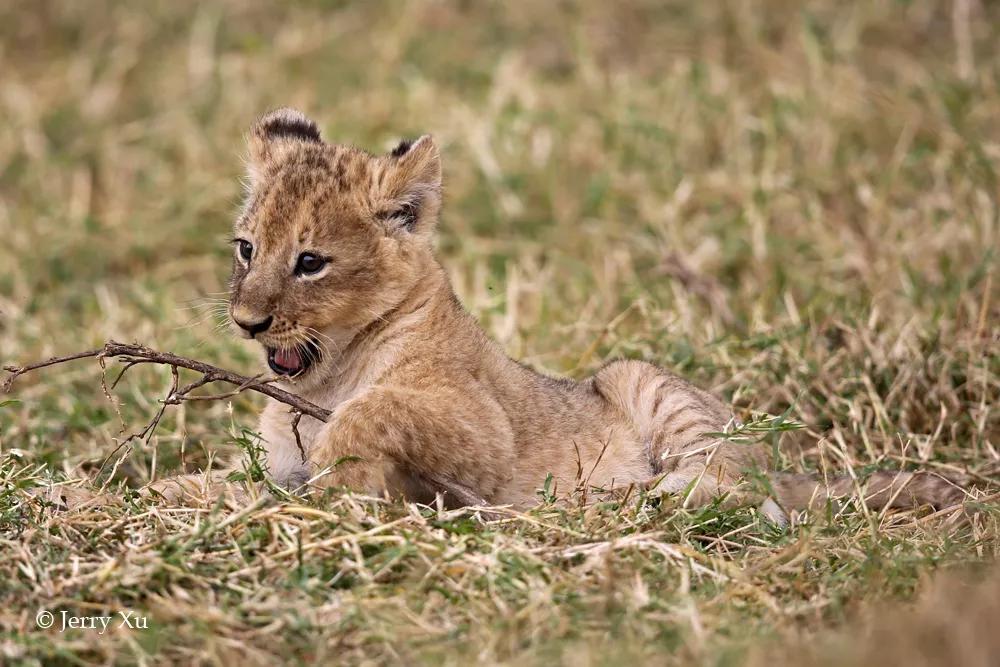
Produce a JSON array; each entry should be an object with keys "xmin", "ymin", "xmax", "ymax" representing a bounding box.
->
[
  {"xmin": 245, "ymin": 108, "xmax": 322, "ymax": 185},
  {"xmin": 376, "ymin": 135, "xmax": 442, "ymax": 237}
]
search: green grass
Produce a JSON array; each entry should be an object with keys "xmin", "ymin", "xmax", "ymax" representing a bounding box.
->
[{"xmin": 0, "ymin": 1, "xmax": 997, "ymax": 664}]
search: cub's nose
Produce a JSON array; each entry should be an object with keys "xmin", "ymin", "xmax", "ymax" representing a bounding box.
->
[{"xmin": 233, "ymin": 315, "xmax": 273, "ymax": 337}]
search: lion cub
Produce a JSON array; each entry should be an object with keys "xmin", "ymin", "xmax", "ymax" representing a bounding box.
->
[{"xmin": 144, "ymin": 109, "xmax": 961, "ymax": 523}]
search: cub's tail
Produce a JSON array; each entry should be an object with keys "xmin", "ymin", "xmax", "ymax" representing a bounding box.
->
[{"xmin": 766, "ymin": 469, "xmax": 966, "ymax": 517}]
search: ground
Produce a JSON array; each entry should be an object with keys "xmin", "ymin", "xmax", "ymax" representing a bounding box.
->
[{"xmin": 0, "ymin": 1, "xmax": 997, "ymax": 665}]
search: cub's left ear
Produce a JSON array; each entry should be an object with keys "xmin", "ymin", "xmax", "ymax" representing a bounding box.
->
[
  {"xmin": 377, "ymin": 135, "xmax": 442, "ymax": 237},
  {"xmin": 246, "ymin": 108, "xmax": 322, "ymax": 186}
]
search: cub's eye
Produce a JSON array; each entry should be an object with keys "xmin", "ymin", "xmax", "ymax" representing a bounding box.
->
[
  {"xmin": 295, "ymin": 252, "xmax": 327, "ymax": 276},
  {"xmin": 236, "ymin": 240, "xmax": 253, "ymax": 263}
]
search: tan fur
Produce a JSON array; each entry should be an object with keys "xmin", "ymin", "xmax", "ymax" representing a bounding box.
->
[{"xmin": 112, "ymin": 109, "xmax": 966, "ymax": 520}]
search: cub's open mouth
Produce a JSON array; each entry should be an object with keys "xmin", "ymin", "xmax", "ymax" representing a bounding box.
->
[{"xmin": 266, "ymin": 340, "xmax": 320, "ymax": 377}]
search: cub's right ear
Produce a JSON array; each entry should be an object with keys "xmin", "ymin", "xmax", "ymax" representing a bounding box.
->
[
  {"xmin": 375, "ymin": 135, "xmax": 442, "ymax": 238},
  {"xmin": 246, "ymin": 108, "xmax": 322, "ymax": 185}
]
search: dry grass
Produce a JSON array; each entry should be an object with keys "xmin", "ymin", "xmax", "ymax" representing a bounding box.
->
[
  {"xmin": 748, "ymin": 563, "xmax": 1000, "ymax": 667},
  {"xmin": 0, "ymin": 1, "xmax": 997, "ymax": 664}
]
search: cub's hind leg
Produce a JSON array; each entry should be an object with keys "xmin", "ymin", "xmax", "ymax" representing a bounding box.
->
[
  {"xmin": 593, "ymin": 359, "xmax": 774, "ymax": 513},
  {"xmin": 592, "ymin": 360, "xmax": 965, "ymax": 524},
  {"xmin": 143, "ymin": 472, "xmax": 251, "ymax": 505}
]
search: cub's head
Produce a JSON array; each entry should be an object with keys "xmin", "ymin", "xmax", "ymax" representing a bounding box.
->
[{"xmin": 229, "ymin": 108, "xmax": 441, "ymax": 384}]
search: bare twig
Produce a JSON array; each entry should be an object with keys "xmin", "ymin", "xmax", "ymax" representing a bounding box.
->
[
  {"xmin": 96, "ymin": 365, "xmax": 180, "ymax": 478},
  {"xmin": 289, "ymin": 409, "xmax": 307, "ymax": 463},
  {"xmin": 5, "ymin": 341, "xmax": 332, "ymax": 477},
  {"xmin": 4, "ymin": 348, "xmax": 104, "ymax": 379},
  {"xmin": 3, "ymin": 340, "xmax": 332, "ymax": 422}
]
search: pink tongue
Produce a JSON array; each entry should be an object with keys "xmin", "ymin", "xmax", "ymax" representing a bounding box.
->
[{"xmin": 274, "ymin": 348, "xmax": 302, "ymax": 371}]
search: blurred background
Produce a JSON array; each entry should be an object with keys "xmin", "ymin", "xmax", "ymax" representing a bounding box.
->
[{"xmin": 0, "ymin": 2, "xmax": 997, "ymax": 662}]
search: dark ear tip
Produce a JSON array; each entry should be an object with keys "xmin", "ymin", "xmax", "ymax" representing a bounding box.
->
[
  {"xmin": 389, "ymin": 134, "xmax": 438, "ymax": 159},
  {"xmin": 253, "ymin": 108, "xmax": 321, "ymax": 144},
  {"xmin": 389, "ymin": 138, "xmax": 415, "ymax": 158}
]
